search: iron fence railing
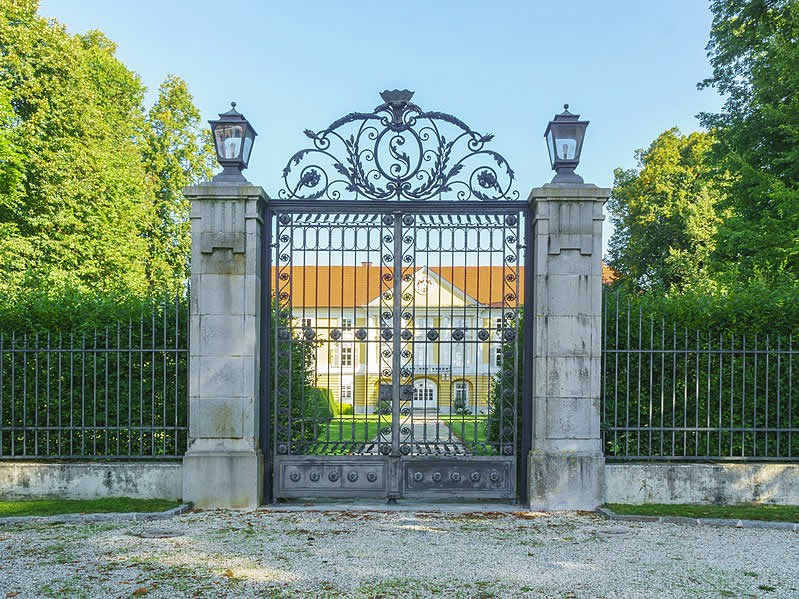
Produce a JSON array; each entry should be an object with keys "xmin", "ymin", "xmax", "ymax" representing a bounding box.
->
[
  {"xmin": 0, "ymin": 296, "xmax": 188, "ymax": 459},
  {"xmin": 601, "ymin": 290, "xmax": 798, "ymax": 461}
]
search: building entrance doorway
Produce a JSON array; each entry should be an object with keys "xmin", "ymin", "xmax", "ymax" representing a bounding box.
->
[{"xmin": 412, "ymin": 379, "xmax": 437, "ymax": 411}]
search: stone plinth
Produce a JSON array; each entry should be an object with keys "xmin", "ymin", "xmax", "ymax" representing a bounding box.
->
[
  {"xmin": 182, "ymin": 183, "xmax": 267, "ymax": 508},
  {"xmin": 527, "ymin": 183, "xmax": 610, "ymax": 510}
]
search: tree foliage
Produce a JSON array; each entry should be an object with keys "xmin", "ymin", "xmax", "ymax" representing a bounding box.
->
[
  {"xmin": 0, "ymin": 0, "xmax": 214, "ymax": 298},
  {"xmin": 141, "ymin": 76, "xmax": 215, "ymax": 290},
  {"xmin": 698, "ymin": 0, "xmax": 799, "ymax": 277},
  {"xmin": 607, "ymin": 129, "xmax": 725, "ymax": 291}
]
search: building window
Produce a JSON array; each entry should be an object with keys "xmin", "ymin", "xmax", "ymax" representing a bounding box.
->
[
  {"xmin": 341, "ymin": 384, "xmax": 353, "ymax": 404},
  {"xmin": 341, "ymin": 345, "xmax": 353, "ymax": 367},
  {"xmin": 303, "ymin": 317, "xmax": 313, "ymax": 329},
  {"xmin": 495, "ymin": 317, "xmax": 503, "ymax": 330},
  {"xmin": 341, "ymin": 317, "xmax": 353, "ymax": 330},
  {"xmin": 495, "ymin": 346, "xmax": 503, "ymax": 367},
  {"xmin": 453, "ymin": 381, "xmax": 468, "ymax": 408}
]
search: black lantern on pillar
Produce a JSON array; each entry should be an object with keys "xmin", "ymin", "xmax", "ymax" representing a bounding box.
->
[
  {"xmin": 544, "ymin": 104, "xmax": 589, "ymax": 184},
  {"xmin": 209, "ymin": 102, "xmax": 257, "ymax": 184}
]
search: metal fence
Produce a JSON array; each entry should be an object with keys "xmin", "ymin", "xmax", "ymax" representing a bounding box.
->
[
  {"xmin": 0, "ymin": 296, "xmax": 188, "ymax": 459},
  {"xmin": 602, "ymin": 290, "xmax": 798, "ymax": 461}
]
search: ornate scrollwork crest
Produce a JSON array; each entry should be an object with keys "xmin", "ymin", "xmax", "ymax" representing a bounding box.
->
[{"xmin": 279, "ymin": 90, "xmax": 518, "ymax": 201}]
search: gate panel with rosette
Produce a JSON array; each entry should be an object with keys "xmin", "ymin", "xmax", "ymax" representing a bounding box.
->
[{"xmin": 264, "ymin": 91, "xmax": 533, "ymax": 501}]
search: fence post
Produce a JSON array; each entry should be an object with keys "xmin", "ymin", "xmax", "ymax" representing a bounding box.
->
[
  {"xmin": 527, "ymin": 183, "xmax": 610, "ymax": 510},
  {"xmin": 181, "ymin": 182, "xmax": 267, "ymax": 508}
]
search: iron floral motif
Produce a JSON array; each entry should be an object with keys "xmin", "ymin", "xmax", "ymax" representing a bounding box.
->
[{"xmin": 280, "ymin": 90, "xmax": 518, "ymax": 201}]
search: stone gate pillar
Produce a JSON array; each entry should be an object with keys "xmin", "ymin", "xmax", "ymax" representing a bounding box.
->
[
  {"xmin": 182, "ymin": 183, "xmax": 267, "ymax": 508},
  {"xmin": 528, "ymin": 183, "xmax": 610, "ymax": 510}
]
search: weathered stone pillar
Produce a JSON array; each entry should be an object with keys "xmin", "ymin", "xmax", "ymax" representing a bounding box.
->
[
  {"xmin": 181, "ymin": 183, "xmax": 266, "ymax": 508},
  {"xmin": 528, "ymin": 183, "xmax": 610, "ymax": 510}
]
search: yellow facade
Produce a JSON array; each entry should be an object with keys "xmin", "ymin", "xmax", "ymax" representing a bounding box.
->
[{"xmin": 297, "ymin": 266, "xmax": 511, "ymax": 415}]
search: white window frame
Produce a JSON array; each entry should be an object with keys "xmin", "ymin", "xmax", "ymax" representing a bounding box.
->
[
  {"xmin": 341, "ymin": 384, "xmax": 353, "ymax": 404},
  {"xmin": 453, "ymin": 381, "xmax": 469, "ymax": 407},
  {"xmin": 341, "ymin": 345, "xmax": 353, "ymax": 367},
  {"xmin": 341, "ymin": 317, "xmax": 353, "ymax": 330}
]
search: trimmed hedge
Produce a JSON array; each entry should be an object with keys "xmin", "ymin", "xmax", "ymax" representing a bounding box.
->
[
  {"xmin": 602, "ymin": 282, "xmax": 799, "ymax": 459},
  {"xmin": 603, "ymin": 278, "xmax": 799, "ymax": 338}
]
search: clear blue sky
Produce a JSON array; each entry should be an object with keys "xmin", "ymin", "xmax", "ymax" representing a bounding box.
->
[{"xmin": 39, "ymin": 0, "xmax": 722, "ymax": 254}]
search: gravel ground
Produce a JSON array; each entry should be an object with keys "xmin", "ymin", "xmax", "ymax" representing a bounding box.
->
[{"xmin": 0, "ymin": 509, "xmax": 797, "ymax": 598}]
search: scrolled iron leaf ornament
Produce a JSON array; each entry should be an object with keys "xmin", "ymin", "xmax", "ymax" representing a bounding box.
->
[{"xmin": 280, "ymin": 90, "xmax": 518, "ymax": 201}]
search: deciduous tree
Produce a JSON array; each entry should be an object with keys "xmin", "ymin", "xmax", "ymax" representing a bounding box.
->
[
  {"xmin": 607, "ymin": 129, "xmax": 725, "ymax": 291},
  {"xmin": 0, "ymin": 1, "xmax": 215, "ymax": 298},
  {"xmin": 141, "ymin": 75, "xmax": 215, "ymax": 291},
  {"xmin": 699, "ymin": 0, "xmax": 799, "ymax": 277}
]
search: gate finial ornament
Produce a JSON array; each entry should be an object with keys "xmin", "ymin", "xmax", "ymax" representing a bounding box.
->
[
  {"xmin": 279, "ymin": 91, "xmax": 518, "ymax": 201},
  {"xmin": 379, "ymin": 89, "xmax": 416, "ymax": 125}
]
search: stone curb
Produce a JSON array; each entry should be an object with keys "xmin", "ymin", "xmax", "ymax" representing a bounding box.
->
[
  {"xmin": 597, "ymin": 507, "xmax": 799, "ymax": 531},
  {"xmin": 0, "ymin": 503, "xmax": 192, "ymax": 526}
]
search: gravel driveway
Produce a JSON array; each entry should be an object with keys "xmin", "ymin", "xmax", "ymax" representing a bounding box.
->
[{"xmin": 0, "ymin": 509, "xmax": 796, "ymax": 598}]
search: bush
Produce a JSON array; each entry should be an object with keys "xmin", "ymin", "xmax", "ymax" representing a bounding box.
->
[
  {"xmin": 315, "ymin": 388, "xmax": 355, "ymax": 417},
  {"xmin": 453, "ymin": 396, "xmax": 471, "ymax": 415},
  {"xmin": 302, "ymin": 387, "xmax": 334, "ymax": 422},
  {"xmin": 0, "ymin": 286, "xmax": 184, "ymax": 336},
  {"xmin": 486, "ymin": 311, "xmax": 524, "ymax": 454},
  {"xmin": 603, "ymin": 277, "xmax": 799, "ymax": 338}
]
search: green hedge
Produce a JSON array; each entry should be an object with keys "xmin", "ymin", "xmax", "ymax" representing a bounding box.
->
[
  {"xmin": 603, "ymin": 284, "xmax": 799, "ymax": 459},
  {"xmin": 0, "ymin": 291, "xmax": 321, "ymax": 459},
  {"xmin": 603, "ymin": 278, "xmax": 799, "ymax": 338},
  {"xmin": 0, "ymin": 294, "xmax": 189, "ymax": 458}
]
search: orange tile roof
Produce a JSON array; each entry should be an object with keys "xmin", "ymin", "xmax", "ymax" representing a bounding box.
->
[
  {"xmin": 272, "ymin": 262, "xmax": 617, "ymax": 308},
  {"xmin": 272, "ymin": 265, "xmax": 525, "ymax": 308}
]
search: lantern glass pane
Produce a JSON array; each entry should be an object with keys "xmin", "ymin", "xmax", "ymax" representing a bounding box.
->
[
  {"xmin": 242, "ymin": 130, "xmax": 254, "ymax": 166},
  {"xmin": 215, "ymin": 124, "xmax": 244, "ymax": 160},
  {"xmin": 546, "ymin": 130, "xmax": 556, "ymax": 166},
  {"xmin": 551, "ymin": 122, "xmax": 585, "ymax": 161}
]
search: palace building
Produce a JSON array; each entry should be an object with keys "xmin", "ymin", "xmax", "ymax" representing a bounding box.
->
[{"xmin": 274, "ymin": 263, "xmax": 526, "ymax": 415}]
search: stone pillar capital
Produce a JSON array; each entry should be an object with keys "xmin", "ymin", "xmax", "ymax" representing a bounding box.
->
[
  {"xmin": 528, "ymin": 183, "xmax": 611, "ymax": 205},
  {"xmin": 183, "ymin": 183, "xmax": 270, "ymax": 202}
]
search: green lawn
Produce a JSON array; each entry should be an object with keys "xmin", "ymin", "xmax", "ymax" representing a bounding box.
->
[
  {"xmin": 317, "ymin": 416, "xmax": 393, "ymax": 443},
  {"xmin": 442, "ymin": 415, "xmax": 488, "ymax": 444},
  {"xmin": 605, "ymin": 503, "xmax": 799, "ymax": 522},
  {"xmin": 0, "ymin": 497, "xmax": 181, "ymax": 518}
]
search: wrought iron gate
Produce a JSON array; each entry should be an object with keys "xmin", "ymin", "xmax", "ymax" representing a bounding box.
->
[{"xmin": 263, "ymin": 91, "xmax": 532, "ymax": 501}]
